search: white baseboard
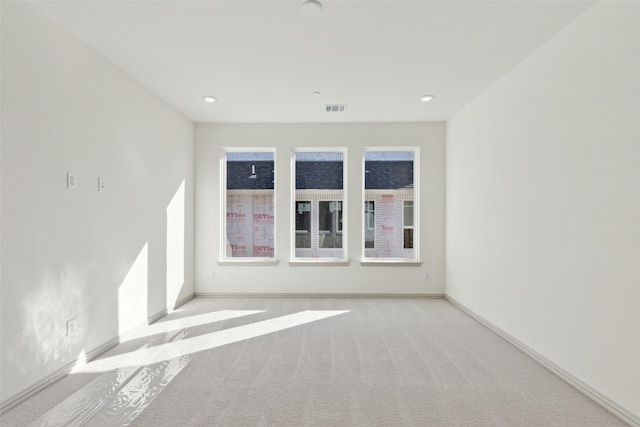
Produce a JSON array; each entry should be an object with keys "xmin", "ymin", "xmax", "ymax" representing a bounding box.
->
[
  {"xmin": 195, "ymin": 292, "xmax": 445, "ymax": 299},
  {"xmin": 173, "ymin": 293, "xmax": 195, "ymax": 310},
  {"xmin": 445, "ymin": 295, "xmax": 640, "ymax": 427},
  {"xmin": 147, "ymin": 309, "xmax": 168, "ymax": 326},
  {"xmin": 0, "ymin": 308, "xmax": 169, "ymax": 415}
]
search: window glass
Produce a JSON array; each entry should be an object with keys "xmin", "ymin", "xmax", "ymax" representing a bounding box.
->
[
  {"xmin": 363, "ymin": 149, "xmax": 417, "ymax": 260},
  {"xmin": 318, "ymin": 201, "xmax": 342, "ymax": 248},
  {"xmin": 295, "ymin": 201, "xmax": 311, "ymax": 249},
  {"xmin": 403, "ymin": 200, "xmax": 414, "ymax": 249},
  {"xmin": 293, "ymin": 150, "xmax": 346, "ymax": 259},
  {"xmin": 364, "ymin": 201, "xmax": 375, "ymax": 248},
  {"xmin": 224, "ymin": 151, "xmax": 275, "ymax": 259}
]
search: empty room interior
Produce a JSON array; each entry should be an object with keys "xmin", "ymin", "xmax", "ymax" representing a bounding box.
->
[{"xmin": 1, "ymin": 0, "xmax": 639, "ymax": 426}]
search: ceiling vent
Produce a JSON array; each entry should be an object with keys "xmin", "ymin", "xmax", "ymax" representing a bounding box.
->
[{"xmin": 325, "ymin": 104, "xmax": 347, "ymax": 113}]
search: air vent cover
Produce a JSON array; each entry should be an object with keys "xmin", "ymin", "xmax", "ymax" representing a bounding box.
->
[{"xmin": 325, "ymin": 104, "xmax": 347, "ymax": 112}]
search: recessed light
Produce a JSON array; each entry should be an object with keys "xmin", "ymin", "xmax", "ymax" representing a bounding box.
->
[
  {"xmin": 202, "ymin": 95, "xmax": 217, "ymax": 103},
  {"xmin": 302, "ymin": 0, "xmax": 322, "ymax": 16},
  {"xmin": 420, "ymin": 95, "xmax": 435, "ymax": 102}
]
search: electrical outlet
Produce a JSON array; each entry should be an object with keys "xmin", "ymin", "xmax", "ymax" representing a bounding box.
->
[
  {"xmin": 209, "ymin": 270, "xmax": 215, "ymax": 279},
  {"xmin": 98, "ymin": 177, "xmax": 107, "ymax": 192},
  {"xmin": 66, "ymin": 318, "xmax": 78, "ymax": 337},
  {"xmin": 425, "ymin": 272, "xmax": 431, "ymax": 280}
]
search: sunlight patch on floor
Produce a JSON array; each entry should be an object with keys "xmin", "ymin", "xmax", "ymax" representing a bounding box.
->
[
  {"xmin": 73, "ymin": 310, "xmax": 349, "ymax": 374},
  {"xmin": 123, "ymin": 309, "xmax": 265, "ymax": 342},
  {"xmin": 33, "ymin": 309, "xmax": 349, "ymax": 426}
]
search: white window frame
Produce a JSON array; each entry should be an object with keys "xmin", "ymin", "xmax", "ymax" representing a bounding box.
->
[
  {"xmin": 219, "ymin": 147, "xmax": 278, "ymax": 265},
  {"xmin": 290, "ymin": 148, "xmax": 348, "ymax": 265},
  {"xmin": 361, "ymin": 147, "xmax": 420, "ymax": 264}
]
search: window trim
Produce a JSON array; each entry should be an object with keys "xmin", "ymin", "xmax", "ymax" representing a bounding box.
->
[
  {"xmin": 290, "ymin": 147, "xmax": 349, "ymax": 263},
  {"xmin": 361, "ymin": 147, "xmax": 421, "ymax": 264},
  {"xmin": 219, "ymin": 147, "xmax": 277, "ymax": 264}
]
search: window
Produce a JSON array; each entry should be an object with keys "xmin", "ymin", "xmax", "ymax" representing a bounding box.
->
[
  {"xmin": 292, "ymin": 150, "xmax": 346, "ymax": 260},
  {"xmin": 363, "ymin": 149, "xmax": 419, "ymax": 261},
  {"xmin": 222, "ymin": 150, "xmax": 275, "ymax": 260}
]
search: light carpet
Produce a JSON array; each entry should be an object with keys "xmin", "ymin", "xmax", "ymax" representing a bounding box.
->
[{"xmin": 0, "ymin": 298, "xmax": 627, "ymax": 426}]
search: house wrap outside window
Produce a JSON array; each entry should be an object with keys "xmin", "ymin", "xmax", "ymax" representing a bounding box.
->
[
  {"xmin": 223, "ymin": 150, "xmax": 275, "ymax": 259},
  {"xmin": 363, "ymin": 149, "xmax": 418, "ymax": 261},
  {"xmin": 293, "ymin": 150, "xmax": 346, "ymax": 260}
]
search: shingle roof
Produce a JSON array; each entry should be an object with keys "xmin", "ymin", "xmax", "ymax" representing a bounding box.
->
[
  {"xmin": 365, "ymin": 161, "xmax": 413, "ymax": 189},
  {"xmin": 295, "ymin": 161, "xmax": 343, "ymax": 190},
  {"xmin": 226, "ymin": 160, "xmax": 412, "ymax": 190},
  {"xmin": 226, "ymin": 161, "xmax": 274, "ymax": 190}
]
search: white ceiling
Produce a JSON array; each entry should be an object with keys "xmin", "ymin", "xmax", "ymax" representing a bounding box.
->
[{"xmin": 31, "ymin": 0, "xmax": 594, "ymax": 123}]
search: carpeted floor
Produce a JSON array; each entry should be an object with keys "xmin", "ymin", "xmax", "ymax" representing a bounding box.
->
[{"xmin": 1, "ymin": 298, "xmax": 628, "ymax": 426}]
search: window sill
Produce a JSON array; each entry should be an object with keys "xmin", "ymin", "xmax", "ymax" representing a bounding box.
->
[
  {"xmin": 360, "ymin": 259, "xmax": 422, "ymax": 266},
  {"xmin": 217, "ymin": 259, "xmax": 279, "ymax": 266},
  {"xmin": 289, "ymin": 259, "xmax": 350, "ymax": 266}
]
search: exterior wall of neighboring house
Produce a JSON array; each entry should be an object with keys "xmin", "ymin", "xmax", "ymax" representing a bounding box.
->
[
  {"xmin": 364, "ymin": 189, "xmax": 414, "ymax": 259},
  {"xmin": 224, "ymin": 157, "xmax": 275, "ymax": 258}
]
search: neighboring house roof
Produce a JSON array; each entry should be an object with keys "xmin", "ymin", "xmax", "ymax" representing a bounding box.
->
[
  {"xmin": 226, "ymin": 160, "xmax": 412, "ymax": 190},
  {"xmin": 226, "ymin": 161, "xmax": 274, "ymax": 190},
  {"xmin": 365, "ymin": 161, "xmax": 413, "ymax": 189},
  {"xmin": 295, "ymin": 161, "xmax": 343, "ymax": 190}
]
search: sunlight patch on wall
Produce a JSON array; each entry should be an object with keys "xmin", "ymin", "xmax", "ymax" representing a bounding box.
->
[
  {"xmin": 13, "ymin": 265, "xmax": 87, "ymax": 373},
  {"xmin": 166, "ymin": 180, "xmax": 185, "ymax": 310},
  {"xmin": 118, "ymin": 243, "xmax": 148, "ymax": 335}
]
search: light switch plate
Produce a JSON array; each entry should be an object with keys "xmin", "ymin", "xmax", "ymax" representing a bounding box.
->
[
  {"xmin": 67, "ymin": 318, "xmax": 78, "ymax": 337},
  {"xmin": 67, "ymin": 172, "xmax": 78, "ymax": 189}
]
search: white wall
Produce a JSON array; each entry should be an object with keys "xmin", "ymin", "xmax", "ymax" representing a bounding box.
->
[
  {"xmin": 447, "ymin": 1, "xmax": 640, "ymax": 419},
  {"xmin": 195, "ymin": 123, "xmax": 445, "ymax": 295},
  {"xmin": 1, "ymin": 2, "xmax": 195, "ymax": 405}
]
